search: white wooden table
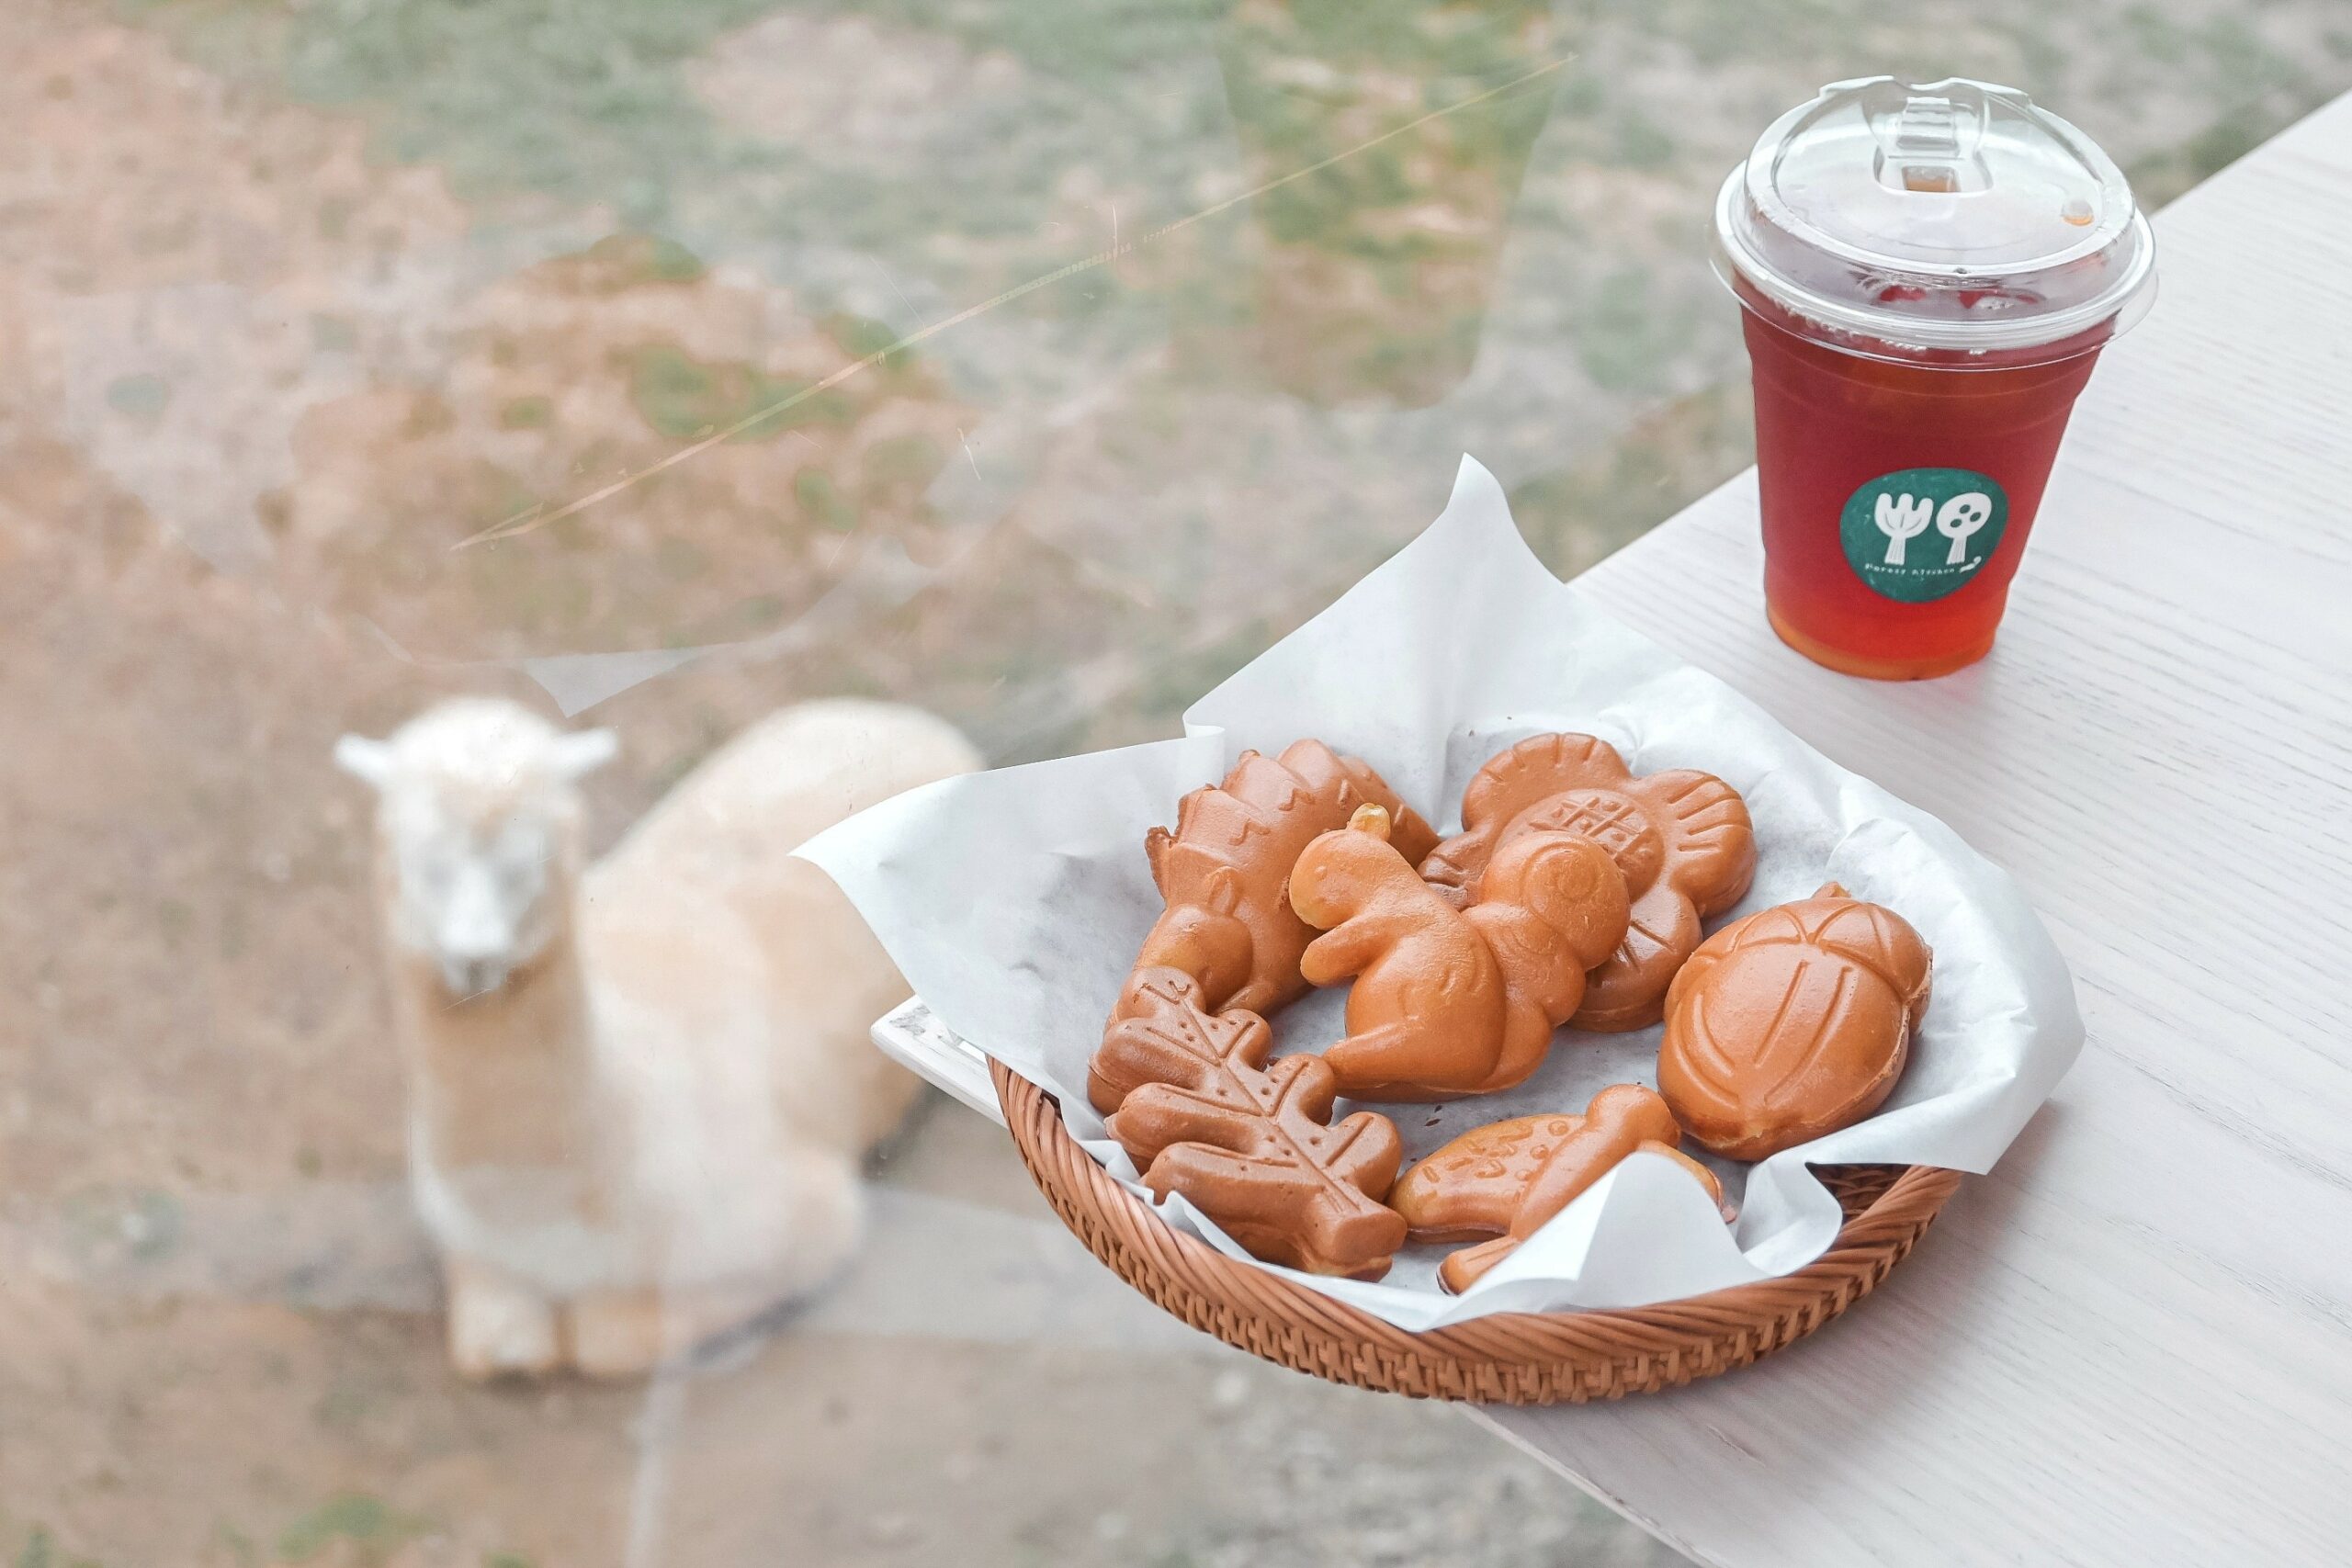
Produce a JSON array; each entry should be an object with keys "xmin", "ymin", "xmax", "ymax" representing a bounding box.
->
[
  {"xmin": 1470, "ymin": 93, "xmax": 2352, "ymax": 1568},
  {"xmin": 876, "ymin": 94, "xmax": 2352, "ymax": 1568}
]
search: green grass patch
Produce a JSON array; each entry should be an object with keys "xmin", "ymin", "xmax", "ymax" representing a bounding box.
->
[{"xmin": 277, "ymin": 1494, "xmax": 426, "ymax": 1565}]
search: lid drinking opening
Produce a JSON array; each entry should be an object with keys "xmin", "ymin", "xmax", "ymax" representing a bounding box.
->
[{"xmin": 1713, "ymin": 76, "xmax": 2156, "ymax": 362}]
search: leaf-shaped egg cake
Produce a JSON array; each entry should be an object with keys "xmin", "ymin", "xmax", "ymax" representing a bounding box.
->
[
  {"xmin": 1658, "ymin": 883, "xmax": 1932, "ymax": 1161},
  {"xmin": 1422, "ymin": 734, "xmax": 1757, "ymax": 1031},
  {"xmin": 1090, "ymin": 967, "xmax": 1408, "ymax": 1279}
]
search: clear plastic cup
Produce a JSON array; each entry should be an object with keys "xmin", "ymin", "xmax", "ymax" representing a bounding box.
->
[{"xmin": 1713, "ymin": 77, "xmax": 2157, "ymax": 680}]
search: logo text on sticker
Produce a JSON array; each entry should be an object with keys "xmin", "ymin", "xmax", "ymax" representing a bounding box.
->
[{"xmin": 1839, "ymin": 468, "xmax": 2010, "ymax": 603}]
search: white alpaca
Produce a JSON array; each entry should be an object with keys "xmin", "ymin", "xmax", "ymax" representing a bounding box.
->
[{"xmin": 336, "ymin": 696, "xmax": 978, "ymax": 1378}]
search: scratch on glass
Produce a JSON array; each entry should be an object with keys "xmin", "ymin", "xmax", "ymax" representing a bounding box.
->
[
  {"xmin": 453, "ymin": 53, "xmax": 1577, "ymax": 552},
  {"xmin": 876, "ymin": 260, "xmax": 921, "ymax": 319}
]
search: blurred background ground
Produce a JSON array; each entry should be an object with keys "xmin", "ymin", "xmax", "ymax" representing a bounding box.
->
[{"xmin": 4, "ymin": 0, "xmax": 2349, "ymax": 1562}]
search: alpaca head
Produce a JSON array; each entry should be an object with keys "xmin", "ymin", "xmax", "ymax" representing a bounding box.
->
[{"xmin": 336, "ymin": 698, "xmax": 616, "ymax": 998}]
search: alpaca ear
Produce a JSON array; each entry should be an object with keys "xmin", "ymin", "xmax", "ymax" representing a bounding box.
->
[
  {"xmin": 334, "ymin": 735, "xmax": 396, "ymax": 789},
  {"xmin": 549, "ymin": 728, "xmax": 619, "ymax": 779}
]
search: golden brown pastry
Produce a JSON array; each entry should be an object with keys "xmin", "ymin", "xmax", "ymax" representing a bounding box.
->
[
  {"xmin": 1129, "ymin": 740, "xmax": 1439, "ymax": 1019},
  {"xmin": 1391, "ymin": 1085, "xmax": 1728, "ymax": 1292},
  {"xmin": 1090, "ymin": 967, "xmax": 1408, "ymax": 1280},
  {"xmin": 1421, "ymin": 734, "xmax": 1756, "ymax": 1031},
  {"xmin": 1287, "ymin": 805, "xmax": 1630, "ymax": 1100},
  {"xmin": 1657, "ymin": 883, "xmax": 1931, "ymax": 1160}
]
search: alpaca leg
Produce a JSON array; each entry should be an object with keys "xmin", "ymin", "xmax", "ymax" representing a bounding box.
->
[
  {"xmin": 564, "ymin": 1155, "xmax": 866, "ymax": 1378},
  {"xmin": 856, "ymin": 1055, "xmax": 927, "ymax": 1159},
  {"xmin": 565, "ymin": 1284, "xmax": 784, "ymax": 1378},
  {"xmin": 564, "ymin": 1288, "xmax": 675, "ymax": 1379},
  {"xmin": 444, "ymin": 1254, "xmax": 561, "ymax": 1381},
  {"xmin": 765, "ymin": 1149, "xmax": 866, "ymax": 1301},
  {"xmin": 661, "ymin": 1282, "xmax": 786, "ymax": 1349}
]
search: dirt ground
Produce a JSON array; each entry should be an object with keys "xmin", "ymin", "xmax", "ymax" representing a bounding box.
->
[{"xmin": 6, "ymin": 0, "xmax": 2350, "ymax": 1562}]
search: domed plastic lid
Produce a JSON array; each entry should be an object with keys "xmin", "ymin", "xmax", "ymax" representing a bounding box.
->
[{"xmin": 1714, "ymin": 76, "xmax": 2156, "ymax": 362}]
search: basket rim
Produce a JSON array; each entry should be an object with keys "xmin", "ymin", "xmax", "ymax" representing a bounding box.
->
[{"xmin": 993, "ymin": 1057, "xmax": 1961, "ymax": 1393}]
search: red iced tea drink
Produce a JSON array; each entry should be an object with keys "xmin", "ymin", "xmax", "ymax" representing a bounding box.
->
[
  {"xmin": 1742, "ymin": 289, "xmax": 2109, "ymax": 677},
  {"xmin": 1714, "ymin": 79, "xmax": 2156, "ymax": 679}
]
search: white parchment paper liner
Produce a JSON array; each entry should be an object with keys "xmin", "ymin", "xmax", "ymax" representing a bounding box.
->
[{"xmin": 800, "ymin": 457, "xmax": 2082, "ymax": 1330}]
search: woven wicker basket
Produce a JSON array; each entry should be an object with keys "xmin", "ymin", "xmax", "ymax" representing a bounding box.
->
[{"xmin": 994, "ymin": 1060, "xmax": 1959, "ymax": 1404}]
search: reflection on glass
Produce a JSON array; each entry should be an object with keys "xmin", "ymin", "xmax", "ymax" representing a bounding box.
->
[
  {"xmin": 281, "ymin": 235, "xmax": 967, "ymax": 663},
  {"xmin": 1215, "ymin": 0, "xmax": 1561, "ymax": 407}
]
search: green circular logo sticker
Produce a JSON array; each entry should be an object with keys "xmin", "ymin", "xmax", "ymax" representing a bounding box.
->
[{"xmin": 1839, "ymin": 468, "xmax": 2008, "ymax": 604}]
